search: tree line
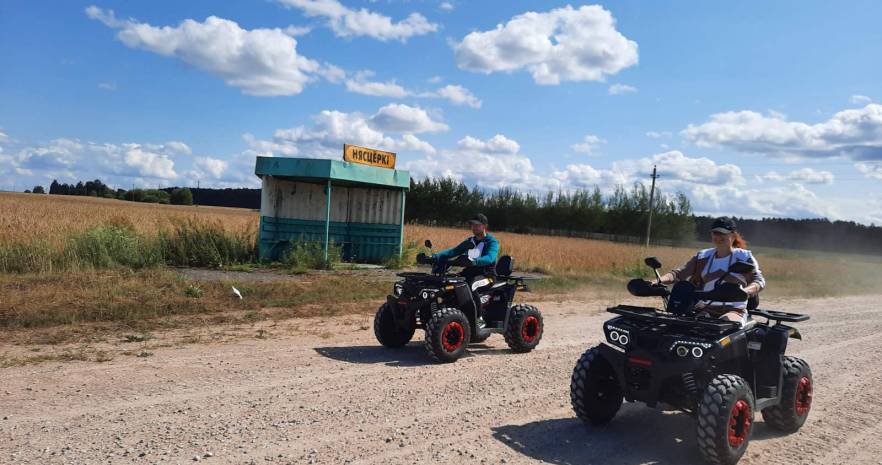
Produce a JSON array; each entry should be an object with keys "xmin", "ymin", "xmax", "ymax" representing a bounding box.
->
[
  {"xmin": 32, "ymin": 177, "xmax": 882, "ymax": 254},
  {"xmin": 406, "ymin": 178, "xmax": 695, "ymax": 241},
  {"xmin": 44, "ymin": 180, "xmax": 193, "ymax": 205}
]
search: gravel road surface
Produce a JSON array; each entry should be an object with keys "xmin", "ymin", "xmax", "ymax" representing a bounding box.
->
[{"xmin": 2, "ymin": 293, "xmax": 881, "ymax": 465}]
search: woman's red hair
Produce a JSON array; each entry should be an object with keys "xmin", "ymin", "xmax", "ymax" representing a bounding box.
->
[{"xmin": 732, "ymin": 232, "xmax": 748, "ymax": 249}]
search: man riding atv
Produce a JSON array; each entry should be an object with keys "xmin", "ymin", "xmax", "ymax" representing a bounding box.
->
[{"xmin": 425, "ymin": 213, "xmax": 499, "ymax": 282}]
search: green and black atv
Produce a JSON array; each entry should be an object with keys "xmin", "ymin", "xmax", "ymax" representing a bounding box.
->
[{"xmin": 373, "ymin": 240, "xmax": 544, "ymax": 363}]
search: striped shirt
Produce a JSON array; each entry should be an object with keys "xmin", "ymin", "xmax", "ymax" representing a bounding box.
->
[{"xmin": 670, "ymin": 248, "xmax": 765, "ymax": 314}]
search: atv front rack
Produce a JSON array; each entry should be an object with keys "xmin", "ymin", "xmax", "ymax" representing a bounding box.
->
[{"xmin": 607, "ymin": 305, "xmax": 741, "ymax": 333}]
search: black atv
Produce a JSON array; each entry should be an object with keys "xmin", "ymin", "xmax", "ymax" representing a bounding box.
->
[
  {"xmin": 373, "ymin": 240, "xmax": 544, "ymax": 363},
  {"xmin": 570, "ymin": 257, "xmax": 812, "ymax": 465}
]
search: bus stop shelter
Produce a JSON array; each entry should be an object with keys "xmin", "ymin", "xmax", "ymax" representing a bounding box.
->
[{"xmin": 254, "ymin": 156, "xmax": 410, "ymax": 263}]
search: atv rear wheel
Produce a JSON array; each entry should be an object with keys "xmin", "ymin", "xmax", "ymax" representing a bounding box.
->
[
  {"xmin": 761, "ymin": 356, "xmax": 813, "ymax": 432},
  {"xmin": 424, "ymin": 307, "xmax": 471, "ymax": 363},
  {"xmin": 373, "ymin": 303, "xmax": 414, "ymax": 348},
  {"xmin": 504, "ymin": 304, "xmax": 543, "ymax": 353},
  {"xmin": 570, "ymin": 346, "xmax": 623, "ymax": 426},
  {"xmin": 697, "ymin": 374, "xmax": 755, "ymax": 465}
]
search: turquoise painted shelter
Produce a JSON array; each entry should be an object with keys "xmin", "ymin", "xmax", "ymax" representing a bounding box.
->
[{"xmin": 254, "ymin": 156, "xmax": 410, "ymax": 263}]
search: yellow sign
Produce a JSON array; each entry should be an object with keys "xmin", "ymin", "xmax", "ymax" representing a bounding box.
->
[{"xmin": 343, "ymin": 144, "xmax": 396, "ymax": 169}]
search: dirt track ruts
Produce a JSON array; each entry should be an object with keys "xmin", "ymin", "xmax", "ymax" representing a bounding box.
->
[{"xmin": 2, "ymin": 293, "xmax": 882, "ymax": 465}]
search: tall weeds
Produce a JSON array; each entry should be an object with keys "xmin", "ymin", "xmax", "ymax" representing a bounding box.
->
[{"xmin": 0, "ymin": 219, "xmax": 257, "ymax": 273}]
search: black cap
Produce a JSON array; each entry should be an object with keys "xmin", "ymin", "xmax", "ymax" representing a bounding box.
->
[
  {"xmin": 467, "ymin": 213, "xmax": 489, "ymax": 225},
  {"xmin": 711, "ymin": 216, "xmax": 737, "ymax": 234}
]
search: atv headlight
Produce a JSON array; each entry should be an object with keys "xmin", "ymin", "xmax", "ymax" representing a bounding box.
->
[{"xmin": 606, "ymin": 325, "xmax": 630, "ymax": 348}]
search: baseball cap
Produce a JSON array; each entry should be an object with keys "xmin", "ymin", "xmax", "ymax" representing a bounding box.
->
[
  {"xmin": 467, "ymin": 213, "xmax": 489, "ymax": 225},
  {"xmin": 711, "ymin": 216, "xmax": 737, "ymax": 234}
]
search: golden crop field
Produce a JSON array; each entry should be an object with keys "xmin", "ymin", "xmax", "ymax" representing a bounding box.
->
[
  {"xmin": 2, "ymin": 192, "xmax": 880, "ymax": 296},
  {"xmin": 0, "ymin": 192, "xmax": 258, "ymax": 246}
]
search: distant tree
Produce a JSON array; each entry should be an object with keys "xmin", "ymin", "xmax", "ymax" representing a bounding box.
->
[
  {"xmin": 24, "ymin": 189, "xmax": 31, "ymax": 193},
  {"xmin": 49, "ymin": 180, "xmax": 60, "ymax": 195},
  {"xmin": 170, "ymin": 188, "xmax": 193, "ymax": 205},
  {"xmin": 32, "ymin": 185, "xmax": 45, "ymax": 194}
]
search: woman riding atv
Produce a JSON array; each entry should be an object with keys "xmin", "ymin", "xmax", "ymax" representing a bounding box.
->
[
  {"xmin": 429, "ymin": 213, "xmax": 499, "ymax": 282},
  {"xmin": 658, "ymin": 217, "xmax": 765, "ymax": 324}
]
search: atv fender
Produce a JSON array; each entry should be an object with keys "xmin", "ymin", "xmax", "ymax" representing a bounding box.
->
[{"xmin": 453, "ymin": 284, "xmax": 479, "ymax": 325}]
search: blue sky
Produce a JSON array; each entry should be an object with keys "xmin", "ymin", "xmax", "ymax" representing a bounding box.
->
[{"xmin": 1, "ymin": 1, "xmax": 881, "ymax": 224}]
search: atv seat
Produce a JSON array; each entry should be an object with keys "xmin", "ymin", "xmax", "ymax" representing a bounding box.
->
[{"xmin": 495, "ymin": 255, "xmax": 513, "ymax": 277}]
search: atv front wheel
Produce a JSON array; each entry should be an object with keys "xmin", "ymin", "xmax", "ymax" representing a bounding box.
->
[
  {"xmin": 504, "ymin": 304, "xmax": 543, "ymax": 353},
  {"xmin": 697, "ymin": 374, "xmax": 755, "ymax": 465},
  {"xmin": 570, "ymin": 346, "xmax": 623, "ymax": 426},
  {"xmin": 373, "ymin": 303, "xmax": 414, "ymax": 348},
  {"xmin": 424, "ymin": 307, "xmax": 471, "ymax": 363},
  {"xmin": 761, "ymin": 356, "xmax": 813, "ymax": 432}
]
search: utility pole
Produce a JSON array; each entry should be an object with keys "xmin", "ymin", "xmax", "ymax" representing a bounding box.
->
[{"xmin": 645, "ymin": 165, "xmax": 659, "ymax": 247}]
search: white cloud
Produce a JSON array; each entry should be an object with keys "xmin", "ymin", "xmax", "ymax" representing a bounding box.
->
[
  {"xmin": 440, "ymin": 2, "xmax": 454, "ymax": 12},
  {"xmin": 787, "ymin": 167, "xmax": 834, "ymax": 184},
  {"xmin": 432, "ymin": 85, "xmax": 482, "ymax": 108},
  {"xmin": 456, "ymin": 134, "xmax": 520, "ymax": 154},
  {"xmin": 8, "ymin": 138, "xmax": 181, "ymax": 181},
  {"xmin": 245, "ymin": 105, "xmax": 439, "ymax": 160},
  {"xmin": 682, "ymin": 103, "xmax": 882, "ymax": 160},
  {"xmin": 851, "ymin": 94, "xmax": 872, "ymax": 105},
  {"xmin": 86, "ymin": 6, "xmax": 337, "ymax": 96},
  {"xmin": 608, "ymin": 83, "xmax": 637, "ymax": 95},
  {"xmin": 404, "ymin": 134, "xmax": 545, "ymax": 190},
  {"xmin": 758, "ymin": 168, "xmax": 834, "ymax": 184},
  {"xmin": 454, "ymin": 5, "xmax": 638, "ymax": 85},
  {"xmin": 368, "ymin": 104, "xmax": 448, "ymax": 133},
  {"xmin": 345, "ymin": 71, "xmax": 410, "ymax": 98},
  {"xmin": 646, "ymin": 131, "xmax": 672, "ymax": 139},
  {"xmin": 571, "ymin": 134, "xmax": 605, "ymax": 154},
  {"xmin": 342, "ymin": 72, "xmax": 482, "ymax": 109},
  {"xmin": 277, "ymin": 0, "xmax": 438, "ymax": 42},
  {"xmin": 856, "ymin": 162, "xmax": 882, "ymax": 180},
  {"xmin": 98, "ymin": 82, "xmax": 117, "ymax": 91},
  {"xmin": 163, "ymin": 141, "xmax": 192, "ymax": 155},
  {"xmin": 192, "ymin": 156, "xmax": 229, "ymax": 179},
  {"xmin": 124, "ymin": 146, "xmax": 177, "ymax": 179}
]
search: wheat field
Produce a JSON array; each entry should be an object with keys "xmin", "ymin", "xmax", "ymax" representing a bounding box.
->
[
  {"xmin": 2, "ymin": 192, "xmax": 880, "ymax": 295},
  {"xmin": 0, "ymin": 192, "xmax": 258, "ymax": 247}
]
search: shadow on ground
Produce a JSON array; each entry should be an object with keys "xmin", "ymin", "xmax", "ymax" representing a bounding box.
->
[
  {"xmin": 492, "ymin": 403, "xmax": 783, "ymax": 465},
  {"xmin": 314, "ymin": 342, "xmax": 512, "ymax": 367}
]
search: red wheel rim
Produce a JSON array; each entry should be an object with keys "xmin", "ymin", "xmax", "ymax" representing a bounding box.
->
[
  {"xmin": 441, "ymin": 321, "xmax": 464, "ymax": 352},
  {"xmin": 795, "ymin": 377, "xmax": 813, "ymax": 416},
  {"xmin": 521, "ymin": 316, "xmax": 540, "ymax": 343},
  {"xmin": 727, "ymin": 400, "xmax": 751, "ymax": 448}
]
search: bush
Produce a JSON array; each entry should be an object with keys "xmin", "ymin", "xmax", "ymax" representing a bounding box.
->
[
  {"xmin": 382, "ymin": 241, "xmax": 420, "ymax": 269},
  {"xmin": 281, "ymin": 240, "xmax": 341, "ymax": 272},
  {"xmin": 68, "ymin": 224, "xmax": 162, "ymax": 269},
  {"xmin": 158, "ymin": 218, "xmax": 257, "ymax": 268}
]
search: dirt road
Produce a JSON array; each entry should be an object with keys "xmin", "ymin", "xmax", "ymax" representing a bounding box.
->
[{"xmin": 2, "ymin": 293, "xmax": 882, "ymax": 465}]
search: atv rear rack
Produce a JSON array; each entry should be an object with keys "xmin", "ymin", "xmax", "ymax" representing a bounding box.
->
[{"xmin": 748, "ymin": 309, "xmax": 810, "ymax": 323}]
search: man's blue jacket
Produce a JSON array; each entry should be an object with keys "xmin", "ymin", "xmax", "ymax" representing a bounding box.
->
[{"xmin": 433, "ymin": 233, "xmax": 499, "ymax": 266}]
